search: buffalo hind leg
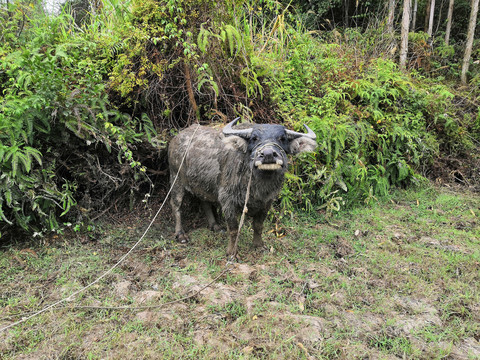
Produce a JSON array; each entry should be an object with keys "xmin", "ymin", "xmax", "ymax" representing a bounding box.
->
[
  {"xmin": 201, "ymin": 201, "xmax": 223, "ymax": 233},
  {"xmin": 170, "ymin": 182, "xmax": 189, "ymax": 244},
  {"xmin": 252, "ymin": 211, "xmax": 268, "ymax": 250}
]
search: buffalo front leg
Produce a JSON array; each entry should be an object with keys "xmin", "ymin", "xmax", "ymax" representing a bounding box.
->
[
  {"xmin": 225, "ymin": 216, "xmax": 239, "ymax": 257},
  {"xmin": 170, "ymin": 182, "xmax": 189, "ymax": 244},
  {"xmin": 252, "ymin": 211, "xmax": 268, "ymax": 249}
]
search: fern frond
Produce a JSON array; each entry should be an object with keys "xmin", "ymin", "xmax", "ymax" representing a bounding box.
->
[
  {"xmin": 197, "ymin": 78, "xmax": 208, "ymax": 92},
  {"xmin": 18, "ymin": 151, "xmax": 32, "ymax": 173},
  {"xmin": 197, "ymin": 27, "xmax": 210, "ymax": 53},
  {"xmin": 224, "ymin": 24, "xmax": 239, "ymax": 56},
  {"xmin": 211, "ymin": 80, "xmax": 219, "ymax": 96},
  {"xmin": 0, "ymin": 203, "xmax": 13, "ymax": 225},
  {"xmin": 11, "ymin": 152, "xmax": 19, "ymax": 177},
  {"xmin": 4, "ymin": 189, "xmax": 13, "ymax": 206},
  {"xmin": 32, "ymin": 119, "xmax": 48, "ymax": 134},
  {"xmin": 197, "ymin": 29, "xmax": 205, "ymax": 52},
  {"xmin": 25, "ymin": 147, "xmax": 43, "ymax": 167},
  {"xmin": 4, "ymin": 146, "xmax": 17, "ymax": 163},
  {"xmin": 14, "ymin": 210, "xmax": 29, "ymax": 230}
]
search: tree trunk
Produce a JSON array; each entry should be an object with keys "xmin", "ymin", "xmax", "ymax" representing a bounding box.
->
[
  {"xmin": 424, "ymin": 0, "xmax": 432, "ymax": 32},
  {"xmin": 344, "ymin": 0, "xmax": 350, "ymax": 27},
  {"xmin": 411, "ymin": 0, "xmax": 418, "ymax": 30},
  {"xmin": 387, "ymin": 0, "xmax": 396, "ymax": 32},
  {"xmin": 445, "ymin": 0, "xmax": 454, "ymax": 45},
  {"xmin": 461, "ymin": 0, "xmax": 480, "ymax": 84},
  {"xmin": 400, "ymin": 0, "xmax": 412, "ymax": 69},
  {"xmin": 427, "ymin": 0, "xmax": 436, "ymax": 36},
  {"xmin": 184, "ymin": 63, "xmax": 200, "ymax": 122},
  {"xmin": 435, "ymin": 0, "xmax": 446, "ymax": 34}
]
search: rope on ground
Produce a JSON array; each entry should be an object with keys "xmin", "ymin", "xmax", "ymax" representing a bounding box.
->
[
  {"xmin": 0, "ymin": 125, "xmax": 200, "ymax": 333},
  {"xmin": 63, "ymin": 264, "xmax": 232, "ymax": 311},
  {"xmin": 0, "ymin": 124, "xmax": 256, "ymax": 329}
]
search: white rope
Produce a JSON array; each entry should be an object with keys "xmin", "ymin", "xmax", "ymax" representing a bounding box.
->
[
  {"xmin": 0, "ymin": 125, "xmax": 200, "ymax": 333},
  {"xmin": 230, "ymin": 141, "xmax": 276, "ymax": 258},
  {"xmin": 230, "ymin": 168, "xmax": 253, "ymax": 259}
]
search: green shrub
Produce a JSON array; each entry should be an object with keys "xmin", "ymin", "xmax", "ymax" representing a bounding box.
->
[
  {"xmin": 0, "ymin": 3, "xmax": 156, "ymax": 238},
  {"xmin": 243, "ymin": 15, "xmax": 462, "ymax": 213},
  {"xmin": 1, "ymin": 0, "xmax": 477, "ymax": 237}
]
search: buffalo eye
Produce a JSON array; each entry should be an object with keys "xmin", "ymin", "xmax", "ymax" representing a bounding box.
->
[
  {"xmin": 251, "ymin": 135, "xmax": 258, "ymax": 142},
  {"xmin": 278, "ymin": 135, "xmax": 287, "ymax": 142}
]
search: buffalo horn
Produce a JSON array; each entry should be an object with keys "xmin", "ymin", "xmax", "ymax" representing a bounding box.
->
[
  {"xmin": 223, "ymin": 117, "xmax": 252, "ymax": 139},
  {"xmin": 285, "ymin": 125, "xmax": 317, "ymax": 140}
]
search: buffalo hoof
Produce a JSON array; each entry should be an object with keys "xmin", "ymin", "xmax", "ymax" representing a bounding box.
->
[
  {"xmin": 226, "ymin": 251, "xmax": 239, "ymax": 262},
  {"xmin": 210, "ymin": 224, "xmax": 226, "ymax": 233},
  {"xmin": 252, "ymin": 240, "xmax": 265, "ymax": 250},
  {"xmin": 176, "ymin": 232, "xmax": 189, "ymax": 244},
  {"xmin": 226, "ymin": 245, "xmax": 238, "ymax": 259}
]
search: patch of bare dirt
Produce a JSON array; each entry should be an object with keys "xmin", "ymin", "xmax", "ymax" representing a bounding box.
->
[
  {"xmin": 392, "ymin": 296, "xmax": 443, "ymax": 335},
  {"xmin": 418, "ymin": 236, "xmax": 470, "ymax": 254},
  {"xmin": 430, "ymin": 155, "xmax": 480, "ymax": 191},
  {"xmin": 172, "ymin": 273, "xmax": 240, "ymax": 306},
  {"xmin": 114, "ymin": 280, "xmax": 132, "ymax": 299},
  {"xmin": 329, "ymin": 235, "xmax": 354, "ymax": 258},
  {"xmin": 329, "ymin": 308, "xmax": 384, "ymax": 338},
  {"xmin": 450, "ymin": 338, "xmax": 480, "ymax": 359}
]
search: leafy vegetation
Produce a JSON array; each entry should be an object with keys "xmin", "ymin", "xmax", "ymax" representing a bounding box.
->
[
  {"xmin": 0, "ymin": 2, "xmax": 158, "ymax": 237},
  {"xmin": 0, "ymin": 0, "xmax": 479, "ymax": 238}
]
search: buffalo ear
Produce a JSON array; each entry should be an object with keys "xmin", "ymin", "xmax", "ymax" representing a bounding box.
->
[
  {"xmin": 289, "ymin": 137, "xmax": 317, "ymax": 155},
  {"xmin": 222, "ymin": 135, "xmax": 248, "ymax": 153}
]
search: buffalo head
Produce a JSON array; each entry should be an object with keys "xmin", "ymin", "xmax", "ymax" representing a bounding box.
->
[{"xmin": 222, "ymin": 118, "xmax": 317, "ymax": 173}]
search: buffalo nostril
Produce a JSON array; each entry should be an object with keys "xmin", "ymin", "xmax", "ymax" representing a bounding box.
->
[{"xmin": 262, "ymin": 148, "xmax": 274, "ymax": 162}]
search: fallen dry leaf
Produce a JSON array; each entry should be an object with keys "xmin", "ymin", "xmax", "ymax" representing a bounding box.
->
[
  {"xmin": 242, "ymin": 346, "xmax": 254, "ymax": 354},
  {"xmin": 298, "ymin": 296, "xmax": 305, "ymax": 312},
  {"xmin": 20, "ymin": 249, "xmax": 38, "ymax": 258}
]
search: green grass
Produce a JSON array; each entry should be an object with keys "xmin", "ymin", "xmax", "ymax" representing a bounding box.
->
[{"xmin": 0, "ymin": 185, "xmax": 479, "ymax": 359}]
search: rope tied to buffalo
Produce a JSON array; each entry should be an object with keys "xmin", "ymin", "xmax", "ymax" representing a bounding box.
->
[
  {"xmin": 0, "ymin": 123, "xmax": 258, "ymax": 331},
  {"xmin": 230, "ymin": 167, "xmax": 254, "ymax": 260}
]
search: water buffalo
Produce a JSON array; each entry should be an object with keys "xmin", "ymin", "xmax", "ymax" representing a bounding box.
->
[{"xmin": 168, "ymin": 118, "xmax": 317, "ymax": 256}]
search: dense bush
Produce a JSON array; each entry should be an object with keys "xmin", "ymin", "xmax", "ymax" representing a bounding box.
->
[
  {"xmin": 217, "ymin": 5, "xmax": 474, "ymax": 212},
  {"xmin": 0, "ymin": 0, "xmax": 478, "ymax": 238},
  {"xmin": 0, "ymin": 3, "xmax": 157, "ymax": 238}
]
